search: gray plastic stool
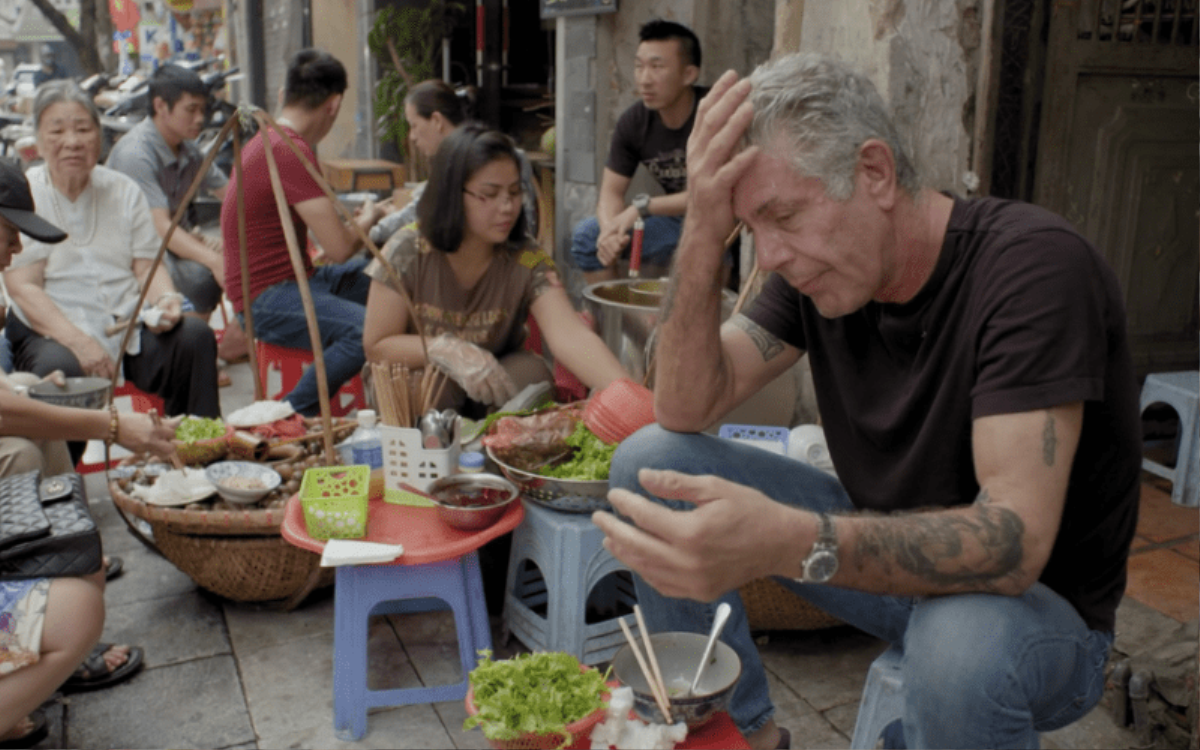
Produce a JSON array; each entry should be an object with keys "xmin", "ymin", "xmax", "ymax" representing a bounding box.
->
[
  {"xmin": 1140, "ymin": 371, "xmax": 1199, "ymax": 507},
  {"xmin": 852, "ymin": 645, "xmax": 904, "ymax": 749},
  {"xmin": 503, "ymin": 498, "xmax": 638, "ymax": 665}
]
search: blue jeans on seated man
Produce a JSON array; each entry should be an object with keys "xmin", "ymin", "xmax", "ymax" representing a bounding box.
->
[
  {"xmin": 248, "ymin": 255, "xmax": 371, "ymax": 417},
  {"xmin": 569, "ymin": 215, "xmax": 683, "ymax": 272},
  {"xmin": 609, "ymin": 425, "xmax": 1114, "ymax": 749}
]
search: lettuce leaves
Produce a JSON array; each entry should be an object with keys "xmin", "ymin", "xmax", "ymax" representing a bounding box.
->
[
  {"xmin": 464, "ymin": 651, "xmax": 610, "ymax": 744},
  {"xmin": 540, "ymin": 422, "xmax": 616, "ymax": 481}
]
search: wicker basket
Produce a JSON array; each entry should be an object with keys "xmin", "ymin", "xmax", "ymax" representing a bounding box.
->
[
  {"xmin": 738, "ymin": 577, "xmax": 843, "ymax": 631},
  {"xmin": 110, "ymin": 480, "xmax": 332, "ymax": 608}
]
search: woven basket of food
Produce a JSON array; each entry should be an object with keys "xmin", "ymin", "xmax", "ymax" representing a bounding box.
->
[{"xmin": 738, "ymin": 577, "xmax": 843, "ymax": 631}]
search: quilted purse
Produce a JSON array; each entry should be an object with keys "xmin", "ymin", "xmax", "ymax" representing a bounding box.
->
[{"xmin": 0, "ymin": 471, "xmax": 102, "ymax": 581}]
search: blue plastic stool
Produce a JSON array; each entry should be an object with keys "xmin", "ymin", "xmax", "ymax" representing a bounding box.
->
[
  {"xmin": 851, "ymin": 644, "xmax": 905, "ymax": 749},
  {"xmin": 332, "ymin": 551, "xmax": 491, "ymax": 741},
  {"xmin": 1140, "ymin": 371, "xmax": 1200, "ymax": 507},
  {"xmin": 503, "ymin": 499, "xmax": 637, "ymax": 665}
]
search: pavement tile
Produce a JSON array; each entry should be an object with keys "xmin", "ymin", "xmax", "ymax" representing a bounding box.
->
[
  {"xmin": 1114, "ymin": 596, "xmax": 1194, "ymax": 656},
  {"xmin": 258, "ymin": 702, "xmax": 454, "ymax": 749},
  {"xmin": 237, "ymin": 620, "xmax": 418, "ymax": 739},
  {"xmin": 434, "ymin": 700, "xmax": 494, "ymax": 749},
  {"xmin": 1174, "ymin": 535, "xmax": 1199, "ymax": 561},
  {"xmin": 1123, "ymin": 547, "xmax": 1200, "ymax": 623},
  {"xmin": 66, "ymin": 655, "xmax": 254, "ymax": 749},
  {"xmin": 758, "ymin": 627, "xmax": 889, "ymax": 712},
  {"xmin": 766, "ymin": 671, "xmax": 850, "ymax": 748},
  {"xmin": 102, "ymin": 591, "xmax": 229, "ymax": 669},
  {"xmin": 822, "ymin": 701, "xmax": 860, "ymax": 746},
  {"xmin": 223, "ymin": 589, "xmax": 336, "ymax": 654},
  {"xmin": 1135, "ymin": 480, "xmax": 1199, "ymax": 543},
  {"xmin": 99, "ymin": 540, "xmax": 204, "ymax": 607},
  {"xmin": 386, "ymin": 608, "xmax": 468, "ymax": 688}
]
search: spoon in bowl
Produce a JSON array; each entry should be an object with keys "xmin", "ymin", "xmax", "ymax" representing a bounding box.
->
[{"xmin": 687, "ymin": 602, "xmax": 732, "ymax": 697}]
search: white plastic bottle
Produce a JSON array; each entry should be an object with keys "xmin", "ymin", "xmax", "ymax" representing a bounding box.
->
[{"xmin": 349, "ymin": 409, "xmax": 383, "ymax": 470}]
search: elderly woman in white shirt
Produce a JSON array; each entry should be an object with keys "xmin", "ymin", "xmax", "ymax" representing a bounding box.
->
[{"xmin": 3, "ymin": 81, "xmax": 220, "ymax": 439}]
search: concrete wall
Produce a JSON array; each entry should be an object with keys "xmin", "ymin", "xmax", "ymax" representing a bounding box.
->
[
  {"xmin": 312, "ymin": 0, "xmax": 367, "ymax": 159},
  {"xmin": 794, "ymin": 0, "xmax": 986, "ymax": 195}
]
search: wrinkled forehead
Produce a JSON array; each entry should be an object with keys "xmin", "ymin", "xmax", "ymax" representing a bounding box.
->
[{"xmin": 38, "ymin": 101, "xmax": 98, "ymax": 129}]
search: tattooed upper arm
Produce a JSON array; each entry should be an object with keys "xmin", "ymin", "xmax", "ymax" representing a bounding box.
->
[{"xmin": 730, "ymin": 314, "xmax": 787, "ymax": 362}]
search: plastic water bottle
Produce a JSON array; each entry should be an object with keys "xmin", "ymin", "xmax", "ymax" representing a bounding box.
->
[{"xmin": 349, "ymin": 409, "xmax": 383, "ymax": 470}]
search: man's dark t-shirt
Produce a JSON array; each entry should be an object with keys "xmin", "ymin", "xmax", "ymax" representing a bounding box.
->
[
  {"xmin": 745, "ymin": 195, "xmax": 1141, "ymax": 633},
  {"xmin": 606, "ymin": 86, "xmax": 708, "ymax": 194}
]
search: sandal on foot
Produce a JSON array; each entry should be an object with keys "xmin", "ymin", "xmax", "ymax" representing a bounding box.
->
[
  {"xmin": 775, "ymin": 728, "xmax": 791, "ymax": 750},
  {"xmin": 218, "ymin": 369, "xmax": 232, "ymax": 388},
  {"xmin": 61, "ymin": 643, "xmax": 144, "ymax": 693},
  {"xmin": 0, "ymin": 709, "xmax": 48, "ymax": 749},
  {"xmin": 104, "ymin": 555, "xmax": 123, "ymax": 582}
]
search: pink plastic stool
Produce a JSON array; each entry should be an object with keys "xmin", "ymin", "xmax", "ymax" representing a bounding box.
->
[{"xmin": 255, "ymin": 339, "xmax": 366, "ymax": 417}]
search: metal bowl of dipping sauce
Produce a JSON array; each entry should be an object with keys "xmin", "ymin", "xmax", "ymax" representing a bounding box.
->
[
  {"xmin": 27, "ymin": 376, "xmax": 112, "ymax": 410},
  {"xmin": 426, "ymin": 473, "xmax": 519, "ymax": 531}
]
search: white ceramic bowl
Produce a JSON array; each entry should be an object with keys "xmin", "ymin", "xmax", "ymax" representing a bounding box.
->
[{"xmin": 204, "ymin": 461, "xmax": 282, "ymax": 505}]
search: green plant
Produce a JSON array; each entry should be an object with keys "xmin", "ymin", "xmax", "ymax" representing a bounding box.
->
[{"xmin": 368, "ymin": 1, "xmax": 465, "ymax": 160}]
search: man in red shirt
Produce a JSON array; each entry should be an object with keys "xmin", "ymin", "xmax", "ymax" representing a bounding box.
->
[{"xmin": 220, "ymin": 48, "xmax": 384, "ymax": 415}]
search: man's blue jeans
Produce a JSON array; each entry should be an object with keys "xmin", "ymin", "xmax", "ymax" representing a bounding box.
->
[
  {"xmin": 248, "ymin": 256, "xmax": 371, "ymax": 416},
  {"xmin": 570, "ymin": 215, "xmax": 683, "ymax": 272},
  {"xmin": 609, "ymin": 425, "xmax": 1114, "ymax": 749}
]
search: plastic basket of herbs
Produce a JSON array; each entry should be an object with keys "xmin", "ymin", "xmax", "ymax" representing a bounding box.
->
[{"xmin": 464, "ymin": 651, "xmax": 611, "ymax": 750}]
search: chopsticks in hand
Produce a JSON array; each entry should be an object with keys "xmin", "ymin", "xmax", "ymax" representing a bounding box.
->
[{"xmin": 617, "ymin": 611, "xmax": 673, "ymax": 725}]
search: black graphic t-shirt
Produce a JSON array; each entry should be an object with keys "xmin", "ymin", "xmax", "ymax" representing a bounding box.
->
[{"xmin": 605, "ymin": 86, "xmax": 708, "ymax": 195}]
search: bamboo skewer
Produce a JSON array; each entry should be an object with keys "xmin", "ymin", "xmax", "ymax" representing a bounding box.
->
[{"xmin": 617, "ymin": 617, "xmax": 674, "ymax": 724}]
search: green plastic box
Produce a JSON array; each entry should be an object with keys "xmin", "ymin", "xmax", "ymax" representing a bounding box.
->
[{"xmin": 299, "ymin": 465, "xmax": 370, "ymax": 540}]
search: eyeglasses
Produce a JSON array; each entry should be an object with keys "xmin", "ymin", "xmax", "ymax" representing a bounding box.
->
[{"xmin": 463, "ymin": 187, "xmax": 524, "ymax": 209}]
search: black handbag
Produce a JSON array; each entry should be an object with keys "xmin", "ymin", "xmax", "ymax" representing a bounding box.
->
[{"xmin": 0, "ymin": 470, "xmax": 102, "ymax": 580}]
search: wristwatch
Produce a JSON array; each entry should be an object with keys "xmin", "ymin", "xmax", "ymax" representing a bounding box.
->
[
  {"xmin": 798, "ymin": 513, "xmax": 839, "ymax": 584},
  {"xmin": 632, "ymin": 193, "xmax": 652, "ymax": 219}
]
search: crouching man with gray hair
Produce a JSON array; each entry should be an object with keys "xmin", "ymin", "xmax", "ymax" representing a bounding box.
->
[{"xmin": 593, "ymin": 53, "xmax": 1140, "ymax": 749}]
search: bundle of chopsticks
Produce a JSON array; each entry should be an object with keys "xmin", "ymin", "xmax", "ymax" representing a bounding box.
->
[
  {"xmin": 618, "ymin": 604, "xmax": 675, "ymax": 725},
  {"xmin": 370, "ymin": 362, "xmax": 448, "ymax": 428}
]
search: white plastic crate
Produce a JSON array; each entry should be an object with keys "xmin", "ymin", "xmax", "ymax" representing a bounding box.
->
[{"xmin": 381, "ymin": 423, "xmax": 461, "ymax": 497}]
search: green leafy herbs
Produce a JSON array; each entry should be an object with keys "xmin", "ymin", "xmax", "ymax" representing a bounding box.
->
[
  {"xmin": 175, "ymin": 416, "xmax": 226, "ymax": 444},
  {"xmin": 540, "ymin": 422, "xmax": 617, "ymax": 481},
  {"xmin": 464, "ymin": 651, "xmax": 609, "ymax": 744}
]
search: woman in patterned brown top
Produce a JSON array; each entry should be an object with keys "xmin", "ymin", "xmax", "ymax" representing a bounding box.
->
[{"xmin": 363, "ymin": 124, "xmax": 628, "ymax": 416}]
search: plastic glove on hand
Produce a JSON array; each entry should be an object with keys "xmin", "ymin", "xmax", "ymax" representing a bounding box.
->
[{"xmin": 426, "ymin": 333, "xmax": 519, "ymax": 406}]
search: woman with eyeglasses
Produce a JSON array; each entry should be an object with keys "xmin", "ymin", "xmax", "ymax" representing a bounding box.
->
[{"xmin": 363, "ymin": 123, "xmax": 627, "ymax": 416}]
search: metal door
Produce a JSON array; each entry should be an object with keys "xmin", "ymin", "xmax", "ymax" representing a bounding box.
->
[{"xmin": 1035, "ymin": 0, "xmax": 1198, "ymax": 376}]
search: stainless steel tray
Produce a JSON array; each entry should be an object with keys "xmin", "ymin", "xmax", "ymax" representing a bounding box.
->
[{"xmin": 484, "ymin": 446, "xmax": 611, "ymax": 513}]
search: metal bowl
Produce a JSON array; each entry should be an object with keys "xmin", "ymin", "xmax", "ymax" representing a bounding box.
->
[
  {"xmin": 426, "ymin": 472, "xmax": 519, "ymax": 531},
  {"xmin": 484, "ymin": 446, "xmax": 611, "ymax": 513},
  {"xmin": 27, "ymin": 376, "xmax": 112, "ymax": 410},
  {"xmin": 611, "ymin": 631, "xmax": 742, "ymax": 728}
]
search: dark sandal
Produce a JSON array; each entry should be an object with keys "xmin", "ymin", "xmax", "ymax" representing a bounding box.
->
[
  {"xmin": 0, "ymin": 709, "xmax": 48, "ymax": 749},
  {"xmin": 776, "ymin": 727, "xmax": 791, "ymax": 750},
  {"xmin": 104, "ymin": 555, "xmax": 123, "ymax": 582},
  {"xmin": 61, "ymin": 643, "xmax": 144, "ymax": 693}
]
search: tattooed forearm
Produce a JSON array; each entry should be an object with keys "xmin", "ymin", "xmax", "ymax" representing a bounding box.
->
[
  {"xmin": 1042, "ymin": 412, "xmax": 1057, "ymax": 466},
  {"xmin": 853, "ymin": 505, "xmax": 1026, "ymax": 592},
  {"xmin": 730, "ymin": 315, "xmax": 786, "ymax": 362}
]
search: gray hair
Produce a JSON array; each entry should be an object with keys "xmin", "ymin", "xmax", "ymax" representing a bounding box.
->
[
  {"xmin": 33, "ymin": 80, "xmax": 101, "ymax": 130},
  {"xmin": 746, "ymin": 53, "xmax": 920, "ymax": 199}
]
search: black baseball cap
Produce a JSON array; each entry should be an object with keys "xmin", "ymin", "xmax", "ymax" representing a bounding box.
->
[{"xmin": 0, "ymin": 160, "xmax": 66, "ymax": 243}]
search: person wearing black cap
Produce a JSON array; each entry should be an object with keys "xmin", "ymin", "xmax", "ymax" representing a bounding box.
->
[{"xmin": 0, "ymin": 159, "xmax": 171, "ymax": 749}]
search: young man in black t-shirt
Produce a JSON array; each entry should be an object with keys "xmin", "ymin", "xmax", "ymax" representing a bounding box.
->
[
  {"xmin": 592, "ymin": 54, "xmax": 1141, "ymax": 750},
  {"xmin": 569, "ymin": 19, "xmax": 705, "ymax": 284}
]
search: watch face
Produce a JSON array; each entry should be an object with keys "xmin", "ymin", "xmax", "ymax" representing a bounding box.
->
[{"xmin": 805, "ymin": 551, "xmax": 838, "ymax": 583}]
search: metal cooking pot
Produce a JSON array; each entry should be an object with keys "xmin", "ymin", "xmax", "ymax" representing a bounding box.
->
[{"xmin": 582, "ymin": 279, "xmax": 736, "ymax": 386}]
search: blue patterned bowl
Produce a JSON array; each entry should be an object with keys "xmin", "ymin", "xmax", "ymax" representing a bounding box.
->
[{"xmin": 204, "ymin": 461, "xmax": 282, "ymax": 505}]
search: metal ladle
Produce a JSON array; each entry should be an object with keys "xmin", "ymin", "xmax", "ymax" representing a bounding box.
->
[{"xmin": 687, "ymin": 602, "xmax": 732, "ymax": 696}]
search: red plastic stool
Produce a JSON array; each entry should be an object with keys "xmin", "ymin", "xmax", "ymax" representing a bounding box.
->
[
  {"xmin": 256, "ymin": 340, "xmax": 366, "ymax": 417},
  {"xmin": 76, "ymin": 381, "xmax": 166, "ymax": 474}
]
